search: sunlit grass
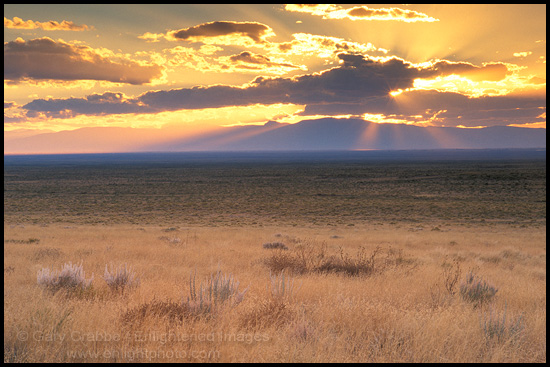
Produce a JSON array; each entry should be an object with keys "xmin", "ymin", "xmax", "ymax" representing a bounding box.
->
[{"xmin": 4, "ymin": 223, "xmax": 546, "ymax": 362}]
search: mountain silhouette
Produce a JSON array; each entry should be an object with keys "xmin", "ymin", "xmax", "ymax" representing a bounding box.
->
[
  {"xmin": 144, "ymin": 118, "xmax": 546, "ymax": 151},
  {"xmin": 4, "ymin": 118, "xmax": 546, "ymax": 154}
]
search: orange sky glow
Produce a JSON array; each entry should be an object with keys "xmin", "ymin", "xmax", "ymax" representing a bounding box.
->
[{"xmin": 4, "ymin": 4, "xmax": 546, "ymax": 153}]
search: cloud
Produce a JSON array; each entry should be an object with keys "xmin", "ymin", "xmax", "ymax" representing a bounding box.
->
[
  {"xmin": 220, "ymin": 51, "xmax": 305, "ymax": 73},
  {"xmin": 285, "ymin": 4, "xmax": 439, "ymax": 22},
  {"xmin": 284, "ymin": 4, "xmax": 340, "ymax": 16},
  {"xmin": 513, "ymin": 51, "xmax": 533, "ymax": 58},
  {"xmin": 23, "ymin": 92, "xmax": 156, "ymax": 119},
  {"xmin": 136, "ymin": 54, "xmax": 429, "ymax": 111},
  {"xmin": 424, "ymin": 60, "xmax": 510, "ymax": 82},
  {"xmin": 4, "ymin": 16, "xmax": 93, "ymax": 31},
  {"xmin": 275, "ymin": 33, "xmax": 387, "ymax": 58},
  {"xmin": 396, "ymin": 90, "xmax": 546, "ymax": 127},
  {"xmin": 138, "ymin": 32, "xmax": 165, "ymax": 43},
  {"xmin": 20, "ymin": 53, "xmax": 431, "ymax": 115},
  {"xmin": 163, "ymin": 46, "xmax": 303, "ymax": 75},
  {"xmin": 300, "ymin": 89, "xmax": 546, "ymax": 128},
  {"xmin": 4, "ymin": 37, "xmax": 163, "ymax": 85},
  {"xmin": 162, "ymin": 21, "xmax": 275, "ymax": 46},
  {"xmin": 20, "ymin": 53, "xmax": 545, "ymax": 128}
]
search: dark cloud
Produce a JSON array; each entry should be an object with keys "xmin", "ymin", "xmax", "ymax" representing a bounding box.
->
[
  {"xmin": 23, "ymin": 92, "xmax": 156, "ymax": 118},
  {"xmin": 136, "ymin": 54, "xmax": 425, "ymax": 110},
  {"xmin": 4, "ymin": 37, "xmax": 163, "ymax": 85},
  {"xmin": 23, "ymin": 54, "xmax": 421, "ymax": 115},
  {"xmin": 300, "ymin": 89, "xmax": 546, "ymax": 127},
  {"xmin": 337, "ymin": 54, "xmax": 510, "ymax": 82},
  {"xmin": 169, "ymin": 21, "xmax": 274, "ymax": 44}
]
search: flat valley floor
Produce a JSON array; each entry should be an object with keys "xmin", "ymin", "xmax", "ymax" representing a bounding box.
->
[{"xmin": 4, "ymin": 151, "xmax": 546, "ymax": 362}]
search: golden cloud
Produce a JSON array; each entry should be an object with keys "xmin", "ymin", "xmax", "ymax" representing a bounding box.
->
[
  {"xmin": 513, "ymin": 51, "xmax": 533, "ymax": 58},
  {"xmin": 4, "ymin": 16, "xmax": 93, "ymax": 31},
  {"xmin": 275, "ymin": 33, "xmax": 386, "ymax": 58},
  {"xmin": 284, "ymin": 4, "xmax": 438, "ymax": 22}
]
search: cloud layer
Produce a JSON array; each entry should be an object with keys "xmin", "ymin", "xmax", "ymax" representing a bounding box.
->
[
  {"xmin": 4, "ymin": 37, "xmax": 163, "ymax": 85},
  {"xmin": 20, "ymin": 52, "xmax": 545, "ymax": 128}
]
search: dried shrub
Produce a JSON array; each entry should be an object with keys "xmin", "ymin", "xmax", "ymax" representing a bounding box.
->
[
  {"xmin": 263, "ymin": 250, "xmax": 308, "ymax": 274},
  {"xmin": 295, "ymin": 241, "xmax": 328, "ymax": 271},
  {"xmin": 316, "ymin": 246, "xmax": 380, "ymax": 276},
  {"xmin": 264, "ymin": 241, "xmax": 410, "ymax": 277},
  {"xmin": 442, "ymin": 259, "xmax": 462, "ymax": 296},
  {"xmin": 121, "ymin": 298, "xmax": 191, "ymax": 326},
  {"xmin": 239, "ymin": 298, "xmax": 293, "ymax": 331}
]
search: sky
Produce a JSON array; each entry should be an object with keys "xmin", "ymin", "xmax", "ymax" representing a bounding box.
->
[{"xmin": 4, "ymin": 4, "xmax": 547, "ymax": 153}]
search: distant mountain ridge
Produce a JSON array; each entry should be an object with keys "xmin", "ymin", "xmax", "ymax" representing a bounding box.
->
[
  {"xmin": 147, "ymin": 118, "xmax": 545, "ymax": 151},
  {"xmin": 4, "ymin": 118, "xmax": 546, "ymax": 154}
]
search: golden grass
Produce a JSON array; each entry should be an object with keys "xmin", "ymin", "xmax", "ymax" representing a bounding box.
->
[{"xmin": 4, "ymin": 222, "xmax": 546, "ymax": 362}]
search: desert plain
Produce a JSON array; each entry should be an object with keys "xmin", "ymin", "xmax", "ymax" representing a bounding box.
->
[{"xmin": 4, "ymin": 150, "xmax": 546, "ymax": 362}]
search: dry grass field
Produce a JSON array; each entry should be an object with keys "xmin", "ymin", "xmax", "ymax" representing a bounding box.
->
[
  {"xmin": 4, "ymin": 223, "xmax": 546, "ymax": 362},
  {"xmin": 4, "ymin": 151, "xmax": 546, "ymax": 362}
]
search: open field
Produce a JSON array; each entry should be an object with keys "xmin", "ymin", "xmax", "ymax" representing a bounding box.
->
[
  {"xmin": 4, "ymin": 151, "xmax": 546, "ymax": 362},
  {"xmin": 4, "ymin": 150, "xmax": 547, "ymax": 227}
]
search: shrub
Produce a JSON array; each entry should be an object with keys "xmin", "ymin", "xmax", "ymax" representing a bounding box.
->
[
  {"xmin": 442, "ymin": 259, "xmax": 461, "ymax": 296},
  {"xmin": 186, "ymin": 270, "xmax": 248, "ymax": 316},
  {"xmin": 263, "ymin": 250, "xmax": 308, "ymax": 274},
  {"xmin": 263, "ymin": 242, "xmax": 288, "ymax": 250},
  {"xmin": 264, "ymin": 241, "xmax": 409, "ymax": 277},
  {"xmin": 316, "ymin": 246, "xmax": 380, "ymax": 276},
  {"xmin": 459, "ymin": 271, "xmax": 498, "ymax": 307},
  {"xmin": 480, "ymin": 304, "xmax": 525, "ymax": 344},
  {"xmin": 37, "ymin": 261, "xmax": 94, "ymax": 293},
  {"xmin": 103, "ymin": 263, "xmax": 140, "ymax": 293},
  {"xmin": 294, "ymin": 241, "xmax": 328, "ymax": 271}
]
